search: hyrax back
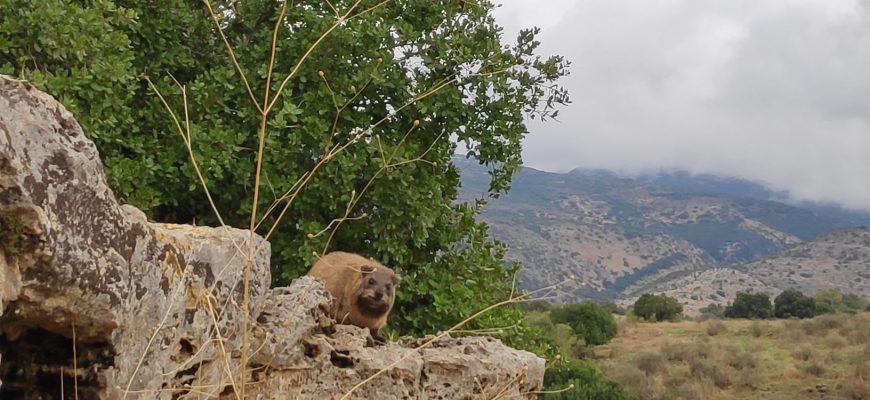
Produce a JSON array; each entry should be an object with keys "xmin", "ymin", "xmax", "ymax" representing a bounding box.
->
[{"xmin": 307, "ymin": 251, "xmax": 399, "ymax": 342}]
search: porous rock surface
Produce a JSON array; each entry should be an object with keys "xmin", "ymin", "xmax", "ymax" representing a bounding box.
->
[{"xmin": 0, "ymin": 75, "xmax": 544, "ymax": 399}]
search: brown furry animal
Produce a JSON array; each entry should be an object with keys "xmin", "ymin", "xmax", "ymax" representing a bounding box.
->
[{"xmin": 307, "ymin": 251, "xmax": 399, "ymax": 343}]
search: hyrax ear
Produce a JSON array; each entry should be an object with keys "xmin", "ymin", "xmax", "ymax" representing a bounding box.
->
[
  {"xmin": 360, "ymin": 265, "xmax": 376, "ymax": 276},
  {"xmin": 392, "ymin": 274, "xmax": 401, "ymax": 286}
]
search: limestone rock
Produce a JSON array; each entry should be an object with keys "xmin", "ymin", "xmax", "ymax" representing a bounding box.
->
[
  {"xmin": 0, "ymin": 75, "xmax": 544, "ymax": 399},
  {"xmin": 1, "ymin": 74, "xmax": 271, "ymax": 398}
]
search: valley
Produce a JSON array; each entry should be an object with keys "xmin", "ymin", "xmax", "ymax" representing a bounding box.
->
[{"xmin": 458, "ymin": 157, "xmax": 870, "ymax": 312}]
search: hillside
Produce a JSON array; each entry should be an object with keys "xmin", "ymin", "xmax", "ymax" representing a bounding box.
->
[
  {"xmin": 628, "ymin": 228, "xmax": 870, "ymax": 316},
  {"xmin": 741, "ymin": 228, "xmax": 870, "ymax": 297},
  {"xmin": 457, "ymin": 157, "xmax": 868, "ymax": 302},
  {"xmin": 618, "ymin": 268, "xmax": 781, "ymax": 317}
]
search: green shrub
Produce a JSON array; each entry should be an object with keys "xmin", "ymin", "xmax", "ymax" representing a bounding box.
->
[
  {"xmin": 814, "ymin": 289, "xmax": 870, "ymax": 314},
  {"xmin": 550, "ymin": 302, "xmax": 619, "ymax": 346},
  {"xmin": 543, "ymin": 360, "xmax": 636, "ymax": 400},
  {"xmin": 774, "ymin": 289, "xmax": 816, "ymax": 319},
  {"xmin": 724, "ymin": 292, "xmax": 773, "ymax": 319},
  {"xmin": 633, "ymin": 293, "xmax": 683, "ymax": 322}
]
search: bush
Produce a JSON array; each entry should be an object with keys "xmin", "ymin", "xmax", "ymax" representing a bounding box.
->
[
  {"xmin": 689, "ymin": 359, "xmax": 731, "ymax": 388},
  {"xmin": 675, "ymin": 383, "xmax": 703, "ymax": 400},
  {"xmin": 633, "ymin": 293, "xmax": 683, "ymax": 322},
  {"xmin": 803, "ymin": 361, "xmax": 826, "ymax": 377},
  {"xmin": 814, "ymin": 289, "xmax": 870, "ymax": 314},
  {"xmin": 724, "ymin": 292, "xmax": 773, "ymax": 319},
  {"xmin": 725, "ymin": 351, "xmax": 758, "ymax": 370},
  {"xmin": 609, "ymin": 365, "xmax": 657, "ymax": 400},
  {"xmin": 634, "ymin": 351, "xmax": 666, "ymax": 376},
  {"xmin": 774, "ymin": 289, "xmax": 816, "ymax": 319},
  {"xmin": 841, "ymin": 380, "xmax": 870, "ymax": 400},
  {"xmin": 825, "ymin": 332, "xmax": 849, "ymax": 349},
  {"xmin": 705, "ymin": 320, "xmax": 728, "ymax": 336},
  {"xmin": 543, "ymin": 360, "xmax": 635, "ymax": 400},
  {"xmin": 792, "ymin": 346, "xmax": 813, "ymax": 361},
  {"xmin": 550, "ymin": 302, "xmax": 619, "ymax": 346},
  {"xmin": 749, "ymin": 321, "xmax": 765, "ymax": 338},
  {"xmin": 735, "ymin": 368, "xmax": 761, "ymax": 389},
  {"xmin": 661, "ymin": 341, "xmax": 709, "ymax": 362}
]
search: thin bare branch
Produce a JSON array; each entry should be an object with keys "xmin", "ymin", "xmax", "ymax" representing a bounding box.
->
[{"xmin": 202, "ymin": 0, "xmax": 263, "ymax": 114}]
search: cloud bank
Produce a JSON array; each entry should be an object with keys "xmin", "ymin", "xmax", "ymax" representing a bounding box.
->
[{"xmin": 494, "ymin": 0, "xmax": 870, "ymax": 210}]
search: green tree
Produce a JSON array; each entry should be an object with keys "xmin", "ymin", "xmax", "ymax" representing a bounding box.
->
[
  {"xmin": 774, "ymin": 289, "xmax": 815, "ymax": 319},
  {"xmin": 550, "ymin": 302, "xmax": 619, "ymax": 346},
  {"xmin": 0, "ymin": 0, "xmax": 568, "ymax": 339},
  {"xmin": 724, "ymin": 292, "xmax": 773, "ymax": 319},
  {"xmin": 633, "ymin": 293, "xmax": 683, "ymax": 322}
]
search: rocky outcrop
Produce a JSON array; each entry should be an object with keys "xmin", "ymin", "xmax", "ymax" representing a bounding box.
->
[{"xmin": 0, "ymin": 75, "xmax": 544, "ymax": 399}]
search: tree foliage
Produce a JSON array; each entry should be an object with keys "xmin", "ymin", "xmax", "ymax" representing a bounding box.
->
[
  {"xmin": 550, "ymin": 302, "xmax": 619, "ymax": 346},
  {"xmin": 0, "ymin": 0, "xmax": 569, "ymax": 339},
  {"xmin": 724, "ymin": 292, "xmax": 773, "ymax": 319},
  {"xmin": 813, "ymin": 289, "xmax": 869, "ymax": 314},
  {"xmin": 633, "ymin": 293, "xmax": 683, "ymax": 322},
  {"xmin": 543, "ymin": 360, "xmax": 636, "ymax": 400},
  {"xmin": 774, "ymin": 289, "xmax": 816, "ymax": 319}
]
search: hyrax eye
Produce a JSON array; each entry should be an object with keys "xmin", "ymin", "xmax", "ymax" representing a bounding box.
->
[{"xmin": 368, "ymin": 278, "xmax": 376, "ymax": 285}]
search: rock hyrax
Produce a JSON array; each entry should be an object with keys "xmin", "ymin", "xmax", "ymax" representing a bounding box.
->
[{"xmin": 307, "ymin": 251, "xmax": 399, "ymax": 343}]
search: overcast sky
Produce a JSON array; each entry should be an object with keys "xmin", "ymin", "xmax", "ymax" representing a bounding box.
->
[{"xmin": 493, "ymin": 0, "xmax": 870, "ymax": 211}]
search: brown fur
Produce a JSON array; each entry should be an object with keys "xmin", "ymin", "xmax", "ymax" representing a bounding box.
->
[{"xmin": 307, "ymin": 251, "xmax": 399, "ymax": 342}]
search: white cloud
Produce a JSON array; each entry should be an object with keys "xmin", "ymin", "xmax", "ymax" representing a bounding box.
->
[{"xmin": 495, "ymin": 0, "xmax": 870, "ymax": 210}]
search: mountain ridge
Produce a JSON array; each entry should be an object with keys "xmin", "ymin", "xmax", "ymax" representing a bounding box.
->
[{"xmin": 456, "ymin": 156, "xmax": 870, "ymax": 305}]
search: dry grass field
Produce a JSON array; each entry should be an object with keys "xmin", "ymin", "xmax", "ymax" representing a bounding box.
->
[{"xmin": 592, "ymin": 313, "xmax": 870, "ymax": 400}]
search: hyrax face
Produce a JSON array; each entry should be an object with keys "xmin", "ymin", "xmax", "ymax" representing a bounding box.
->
[{"xmin": 355, "ymin": 265, "xmax": 399, "ymax": 316}]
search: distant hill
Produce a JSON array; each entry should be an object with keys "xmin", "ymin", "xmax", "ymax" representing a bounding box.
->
[
  {"xmin": 456, "ymin": 157, "xmax": 870, "ymax": 302},
  {"xmin": 617, "ymin": 268, "xmax": 781, "ymax": 317},
  {"xmin": 636, "ymin": 228, "xmax": 870, "ymax": 316},
  {"xmin": 740, "ymin": 227, "xmax": 870, "ymax": 297}
]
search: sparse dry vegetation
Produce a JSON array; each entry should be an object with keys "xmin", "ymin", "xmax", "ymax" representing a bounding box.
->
[
  {"xmin": 706, "ymin": 320, "xmax": 728, "ymax": 336},
  {"xmin": 595, "ymin": 313, "xmax": 870, "ymax": 400}
]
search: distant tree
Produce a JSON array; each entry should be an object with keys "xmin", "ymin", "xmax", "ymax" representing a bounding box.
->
[
  {"xmin": 550, "ymin": 302, "xmax": 619, "ymax": 346},
  {"xmin": 633, "ymin": 293, "xmax": 683, "ymax": 322},
  {"xmin": 724, "ymin": 292, "xmax": 773, "ymax": 319},
  {"xmin": 813, "ymin": 289, "xmax": 844, "ymax": 314},
  {"xmin": 774, "ymin": 289, "xmax": 815, "ymax": 319},
  {"xmin": 814, "ymin": 289, "xmax": 870, "ymax": 314},
  {"xmin": 841, "ymin": 293, "xmax": 869, "ymax": 313}
]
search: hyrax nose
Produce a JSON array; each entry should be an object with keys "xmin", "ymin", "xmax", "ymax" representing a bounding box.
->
[{"xmin": 374, "ymin": 291, "xmax": 384, "ymax": 301}]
